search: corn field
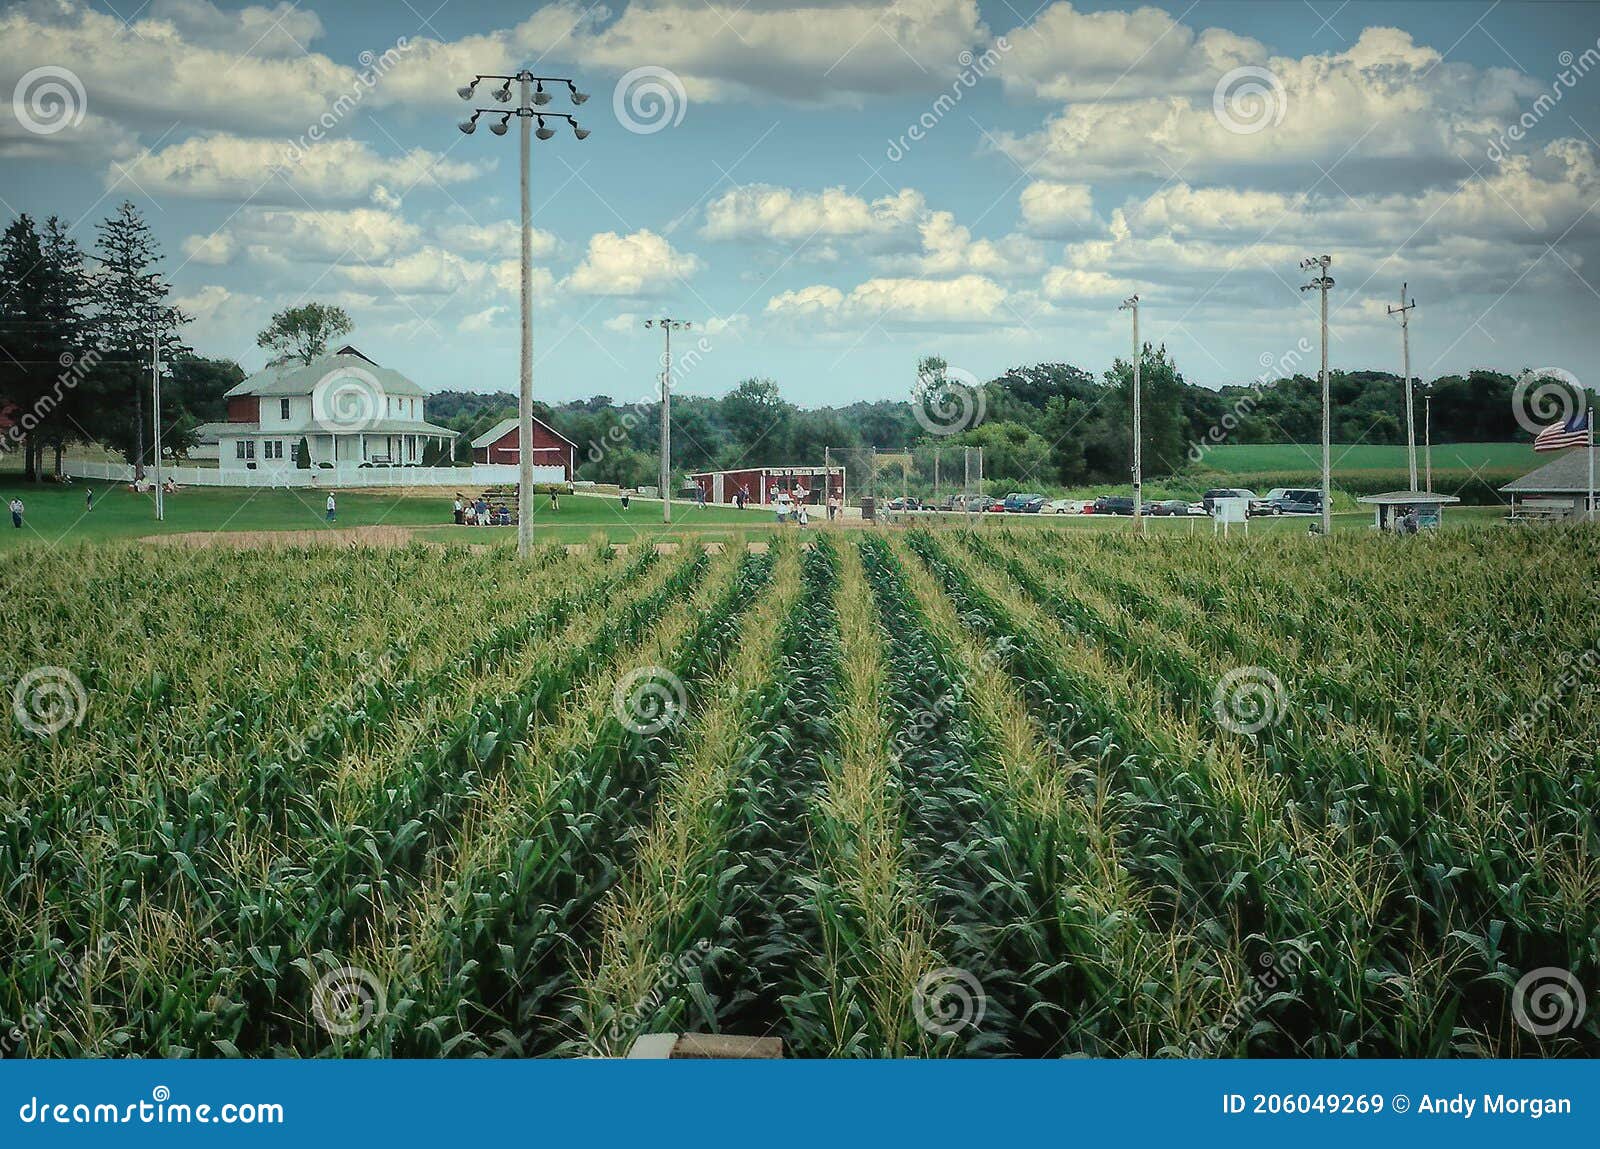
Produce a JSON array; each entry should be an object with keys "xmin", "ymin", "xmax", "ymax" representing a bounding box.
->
[{"xmin": 2, "ymin": 526, "xmax": 1597, "ymax": 1057}]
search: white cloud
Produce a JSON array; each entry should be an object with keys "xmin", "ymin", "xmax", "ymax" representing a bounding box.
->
[
  {"xmin": 1019, "ymin": 182, "xmax": 1095, "ymax": 237},
  {"xmin": 122, "ymin": 134, "xmax": 488, "ymax": 202},
  {"xmin": 339, "ymin": 246, "xmax": 489, "ymax": 294},
  {"xmin": 767, "ymin": 274, "xmax": 1008, "ymax": 324},
  {"xmin": 998, "ymin": 2, "xmax": 1265, "ymax": 101},
  {"xmin": 994, "ymin": 27, "xmax": 1535, "ymax": 184},
  {"xmin": 566, "ymin": 230, "xmax": 701, "ymax": 295},
  {"xmin": 0, "ymin": 0, "xmax": 356, "ymax": 134},
  {"xmin": 459, "ymin": 305, "xmax": 511, "ymax": 334},
  {"xmin": 180, "ymin": 231, "xmax": 239, "ymax": 266},
  {"xmin": 703, "ymin": 185, "xmax": 926, "ymax": 243},
  {"xmin": 436, "ymin": 219, "xmax": 558, "ymax": 259}
]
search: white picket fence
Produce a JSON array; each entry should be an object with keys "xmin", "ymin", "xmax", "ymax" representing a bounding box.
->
[{"xmin": 63, "ymin": 461, "xmax": 561, "ymax": 489}]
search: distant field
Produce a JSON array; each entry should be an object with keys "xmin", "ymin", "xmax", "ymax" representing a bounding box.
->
[
  {"xmin": 1189, "ymin": 442, "xmax": 1537, "ymax": 473},
  {"xmin": 0, "ymin": 482, "xmax": 762, "ymax": 550}
]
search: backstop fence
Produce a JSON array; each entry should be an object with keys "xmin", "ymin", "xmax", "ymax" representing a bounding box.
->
[{"xmin": 824, "ymin": 445, "xmax": 984, "ymax": 512}]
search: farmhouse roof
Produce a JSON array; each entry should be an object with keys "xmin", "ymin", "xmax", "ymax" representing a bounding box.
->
[
  {"xmin": 197, "ymin": 419, "xmax": 456, "ymax": 438},
  {"xmin": 1499, "ymin": 450, "xmax": 1596, "ymax": 494},
  {"xmin": 225, "ymin": 346, "xmax": 427, "ymax": 399},
  {"xmin": 470, "ymin": 416, "xmax": 577, "ymax": 449}
]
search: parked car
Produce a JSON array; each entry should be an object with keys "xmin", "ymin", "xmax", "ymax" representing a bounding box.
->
[
  {"xmin": 885, "ymin": 495, "xmax": 921, "ymax": 511},
  {"xmin": 1005, "ymin": 493, "xmax": 1046, "ymax": 513},
  {"xmin": 1093, "ymin": 496, "xmax": 1137, "ymax": 516},
  {"xmin": 985, "ymin": 498, "xmax": 1007, "ymax": 512},
  {"xmin": 1150, "ymin": 499, "xmax": 1191, "ymax": 516},
  {"xmin": 1202, "ymin": 487, "xmax": 1258, "ymax": 515},
  {"xmin": 1268, "ymin": 488, "xmax": 1323, "ymax": 515},
  {"xmin": 1187, "ymin": 502, "xmax": 1207, "ymax": 516},
  {"xmin": 1047, "ymin": 498, "xmax": 1087, "ymax": 514}
]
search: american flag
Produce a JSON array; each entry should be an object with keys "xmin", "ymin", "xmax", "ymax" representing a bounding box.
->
[{"xmin": 1534, "ymin": 408, "xmax": 1593, "ymax": 452}]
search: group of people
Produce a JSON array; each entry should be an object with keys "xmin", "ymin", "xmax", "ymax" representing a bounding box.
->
[{"xmin": 453, "ymin": 494, "xmax": 511, "ymax": 526}]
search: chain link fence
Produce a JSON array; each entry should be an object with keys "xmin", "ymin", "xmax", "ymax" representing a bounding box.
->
[{"xmin": 824, "ymin": 445, "xmax": 984, "ymax": 518}]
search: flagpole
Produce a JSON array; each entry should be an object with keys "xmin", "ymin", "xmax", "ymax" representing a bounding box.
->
[{"xmin": 1589, "ymin": 392, "xmax": 1596, "ymax": 523}]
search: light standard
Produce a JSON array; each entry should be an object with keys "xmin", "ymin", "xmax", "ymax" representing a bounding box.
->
[
  {"xmin": 1119, "ymin": 293, "xmax": 1142, "ymax": 533},
  {"xmin": 458, "ymin": 71, "xmax": 590, "ymax": 556},
  {"xmin": 1387, "ymin": 284, "xmax": 1418, "ymax": 491},
  {"xmin": 1299, "ymin": 255, "xmax": 1334, "ymax": 537},
  {"xmin": 645, "ymin": 318, "xmax": 690, "ymax": 524},
  {"xmin": 151, "ymin": 328, "xmax": 164, "ymax": 522}
]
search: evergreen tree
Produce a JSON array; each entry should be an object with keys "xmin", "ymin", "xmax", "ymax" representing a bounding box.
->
[{"xmin": 92, "ymin": 202, "xmax": 189, "ymax": 477}]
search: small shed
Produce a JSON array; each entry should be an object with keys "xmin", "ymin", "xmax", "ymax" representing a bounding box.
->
[
  {"xmin": 470, "ymin": 416, "xmax": 577, "ymax": 479},
  {"xmin": 1356, "ymin": 490, "xmax": 1460, "ymax": 531},
  {"xmin": 1499, "ymin": 451, "xmax": 1597, "ymax": 521}
]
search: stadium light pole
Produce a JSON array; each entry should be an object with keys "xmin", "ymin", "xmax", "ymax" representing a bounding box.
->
[
  {"xmin": 645, "ymin": 317, "xmax": 690, "ymax": 524},
  {"xmin": 151, "ymin": 328, "xmax": 164, "ymax": 522},
  {"xmin": 1299, "ymin": 255, "xmax": 1334, "ymax": 537},
  {"xmin": 457, "ymin": 71, "xmax": 590, "ymax": 556},
  {"xmin": 1387, "ymin": 284, "xmax": 1418, "ymax": 491},
  {"xmin": 1422, "ymin": 379, "xmax": 1434, "ymax": 493},
  {"xmin": 1119, "ymin": 293, "xmax": 1142, "ymax": 533}
]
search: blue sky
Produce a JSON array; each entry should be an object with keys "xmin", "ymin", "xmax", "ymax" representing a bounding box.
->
[{"xmin": 5, "ymin": 0, "xmax": 1600, "ymax": 407}]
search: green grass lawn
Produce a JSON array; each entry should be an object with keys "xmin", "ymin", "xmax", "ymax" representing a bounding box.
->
[
  {"xmin": 1189, "ymin": 441, "xmax": 1537, "ymax": 473},
  {"xmin": 0, "ymin": 480, "xmax": 767, "ymax": 551}
]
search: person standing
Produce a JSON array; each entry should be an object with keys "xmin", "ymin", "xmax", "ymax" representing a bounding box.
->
[
  {"xmin": 550, "ymin": 487, "xmax": 559, "ymax": 512},
  {"xmin": 828, "ymin": 492, "xmax": 839, "ymax": 522},
  {"xmin": 621, "ymin": 489, "xmax": 631, "ymax": 511},
  {"xmin": 453, "ymin": 494, "xmax": 464, "ymax": 525},
  {"xmin": 85, "ymin": 488, "xmax": 94, "ymax": 511},
  {"xmin": 325, "ymin": 493, "xmax": 337, "ymax": 523},
  {"xmin": 9, "ymin": 497, "xmax": 22, "ymax": 529}
]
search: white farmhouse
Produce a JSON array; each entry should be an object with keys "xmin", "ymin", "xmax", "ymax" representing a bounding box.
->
[{"xmin": 199, "ymin": 345, "xmax": 456, "ymax": 477}]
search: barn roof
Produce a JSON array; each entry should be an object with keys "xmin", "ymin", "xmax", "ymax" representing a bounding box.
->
[
  {"xmin": 1500, "ymin": 450, "xmax": 1595, "ymax": 494},
  {"xmin": 226, "ymin": 346, "xmax": 427, "ymax": 399},
  {"xmin": 470, "ymin": 416, "xmax": 577, "ymax": 449}
]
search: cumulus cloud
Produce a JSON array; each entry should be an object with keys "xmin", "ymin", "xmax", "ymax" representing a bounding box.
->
[
  {"xmin": 121, "ymin": 135, "xmax": 488, "ymax": 202},
  {"xmin": 436, "ymin": 219, "xmax": 559, "ymax": 259},
  {"xmin": 180, "ymin": 231, "xmax": 240, "ymax": 266},
  {"xmin": 993, "ymin": 27, "xmax": 1536, "ymax": 186},
  {"xmin": 767, "ymin": 274, "xmax": 1008, "ymax": 324},
  {"xmin": 1019, "ymin": 182, "xmax": 1095, "ymax": 237},
  {"xmin": 703, "ymin": 185, "xmax": 926, "ymax": 243},
  {"xmin": 197, "ymin": 207, "xmax": 422, "ymax": 265},
  {"xmin": 566, "ymin": 229, "xmax": 701, "ymax": 295},
  {"xmin": 0, "ymin": 0, "xmax": 356, "ymax": 134}
]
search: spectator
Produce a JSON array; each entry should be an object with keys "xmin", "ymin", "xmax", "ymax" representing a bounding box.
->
[
  {"xmin": 827, "ymin": 493, "xmax": 839, "ymax": 521},
  {"xmin": 550, "ymin": 487, "xmax": 559, "ymax": 512},
  {"xmin": 475, "ymin": 496, "xmax": 488, "ymax": 524},
  {"xmin": 9, "ymin": 497, "xmax": 23, "ymax": 529},
  {"xmin": 620, "ymin": 490, "xmax": 631, "ymax": 510},
  {"xmin": 325, "ymin": 493, "xmax": 337, "ymax": 523},
  {"xmin": 85, "ymin": 488, "xmax": 94, "ymax": 511},
  {"xmin": 453, "ymin": 495, "xmax": 464, "ymax": 525}
]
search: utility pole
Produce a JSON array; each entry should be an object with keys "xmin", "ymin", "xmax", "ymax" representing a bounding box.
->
[
  {"xmin": 645, "ymin": 317, "xmax": 690, "ymax": 523},
  {"xmin": 1299, "ymin": 255, "xmax": 1335, "ymax": 536},
  {"xmin": 1387, "ymin": 284, "xmax": 1418, "ymax": 491},
  {"xmin": 151, "ymin": 328, "xmax": 164, "ymax": 522},
  {"xmin": 457, "ymin": 70, "xmax": 590, "ymax": 556},
  {"xmin": 1119, "ymin": 294, "xmax": 1142, "ymax": 532}
]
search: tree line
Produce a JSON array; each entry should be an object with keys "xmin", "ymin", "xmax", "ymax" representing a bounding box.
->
[{"xmin": 0, "ymin": 200, "xmax": 1539, "ymax": 488}]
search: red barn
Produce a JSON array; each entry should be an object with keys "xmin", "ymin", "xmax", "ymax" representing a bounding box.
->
[{"xmin": 471, "ymin": 416, "xmax": 577, "ymax": 480}]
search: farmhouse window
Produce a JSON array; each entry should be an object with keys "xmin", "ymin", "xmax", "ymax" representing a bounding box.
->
[{"xmin": 280, "ymin": 398, "xmax": 290, "ymax": 420}]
